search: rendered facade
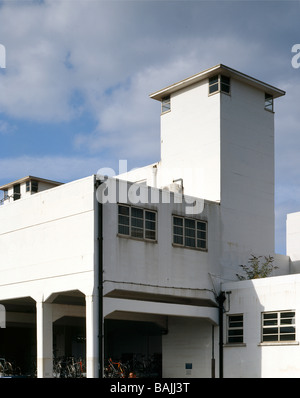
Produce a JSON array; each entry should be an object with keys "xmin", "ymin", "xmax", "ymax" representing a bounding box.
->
[{"xmin": 0, "ymin": 64, "xmax": 299, "ymax": 378}]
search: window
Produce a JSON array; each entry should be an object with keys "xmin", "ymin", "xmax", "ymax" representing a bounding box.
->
[
  {"xmin": 118, "ymin": 204, "xmax": 157, "ymax": 241},
  {"xmin": 161, "ymin": 95, "xmax": 170, "ymax": 113},
  {"xmin": 173, "ymin": 216, "xmax": 207, "ymax": 250},
  {"xmin": 13, "ymin": 184, "xmax": 20, "ymax": 201},
  {"xmin": 264, "ymin": 93, "xmax": 273, "ymax": 112},
  {"xmin": 26, "ymin": 180, "xmax": 39, "ymax": 193},
  {"xmin": 209, "ymin": 75, "xmax": 230, "ymax": 95},
  {"xmin": 3, "ymin": 189, "xmax": 8, "ymax": 200},
  {"xmin": 262, "ymin": 311, "xmax": 295, "ymax": 342},
  {"xmin": 227, "ymin": 314, "xmax": 244, "ymax": 344}
]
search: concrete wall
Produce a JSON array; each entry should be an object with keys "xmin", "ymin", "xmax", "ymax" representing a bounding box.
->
[
  {"xmin": 0, "ymin": 175, "xmax": 96, "ymax": 300},
  {"xmin": 102, "ymin": 185, "xmax": 221, "ymax": 304},
  {"xmin": 220, "ymin": 78, "xmax": 275, "ymax": 279},
  {"xmin": 222, "ymin": 274, "xmax": 300, "ymax": 378},
  {"xmin": 162, "ymin": 317, "xmax": 216, "ymax": 378},
  {"xmin": 287, "ymin": 211, "xmax": 300, "ymax": 273}
]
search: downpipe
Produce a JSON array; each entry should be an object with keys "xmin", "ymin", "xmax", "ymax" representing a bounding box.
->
[{"xmin": 216, "ymin": 292, "xmax": 226, "ymax": 378}]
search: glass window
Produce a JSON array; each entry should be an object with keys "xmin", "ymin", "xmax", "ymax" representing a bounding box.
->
[
  {"xmin": 227, "ymin": 314, "xmax": 244, "ymax": 344},
  {"xmin": 265, "ymin": 93, "xmax": 273, "ymax": 112},
  {"xmin": 118, "ymin": 205, "xmax": 156, "ymax": 241},
  {"xmin": 209, "ymin": 75, "xmax": 219, "ymax": 94},
  {"xmin": 173, "ymin": 216, "xmax": 207, "ymax": 250},
  {"xmin": 13, "ymin": 184, "xmax": 20, "ymax": 201},
  {"xmin": 209, "ymin": 75, "xmax": 230, "ymax": 95},
  {"xmin": 262, "ymin": 311, "xmax": 295, "ymax": 342},
  {"xmin": 220, "ymin": 75, "xmax": 230, "ymax": 94},
  {"xmin": 161, "ymin": 95, "xmax": 171, "ymax": 113},
  {"xmin": 31, "ymin": 180, "xmax": 39, "ymax": 193}
]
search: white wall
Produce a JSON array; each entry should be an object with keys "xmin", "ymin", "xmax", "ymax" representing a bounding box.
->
[
  {"xmin": 222, "ymin": 274, "xmax": 300, "ymax": 378},
  {"xmin": 0, "ymin": 175, "xmax": 96, "ymax": 300},
  {"xmin": 287, "ymin": 212, "xmax": 300, "ymax": 273},
  {"xmin": 102, "ymin": 187, "xmax": 220, "ymax": 303},
  {"xmin": 162, "ymin": 317, "xmax": 215, "ymax": 378}
]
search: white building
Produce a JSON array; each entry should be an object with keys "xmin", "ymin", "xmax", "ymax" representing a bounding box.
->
[{"xmin": 0, "ymin": 64, "xmax": 298, "ymax": 378}]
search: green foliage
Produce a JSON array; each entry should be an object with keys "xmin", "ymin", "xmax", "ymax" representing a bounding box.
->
[{"xmin": 236, "ymin": 254, "xmax": 278, "ymax": 280}]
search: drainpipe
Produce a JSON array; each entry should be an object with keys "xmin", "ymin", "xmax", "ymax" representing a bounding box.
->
[
  {"xmin": 216, "ymin": 291, "xmax": 226, "ymax": 378},
  {"xmin": 95, "ymin": 178, "xmax": 103, "ymax": 378}
]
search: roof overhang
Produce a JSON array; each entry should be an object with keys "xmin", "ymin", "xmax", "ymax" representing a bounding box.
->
[
  {"xmin": 149, "ymin": 64, "xmax": 286, "ymax": 101},
  {"xmin": 0, "ymin": 175, "xmax": 63, "ymax": 191}
]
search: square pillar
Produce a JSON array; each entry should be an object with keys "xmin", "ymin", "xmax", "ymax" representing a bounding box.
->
[
  {"xmin": 85, "ymin": 294, "xmax": 99, "ymax": 378},
  {"xmin": 36, "ymin": 302, "xmax": 53, "ymax": 378}
]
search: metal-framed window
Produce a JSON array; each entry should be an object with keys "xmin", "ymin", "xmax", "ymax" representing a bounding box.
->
[
  {"xmin": 118, "ymin": 204, "xmax": 157, "ymax": 241},
  {"xmin": 209, "ymin": 75, "xmax": 230, "ymax": 95},
  {"xmin": 227, "ymin": 314, "xmax": 244, "ymax": 344},
  {"xmin": 172, "ymin": 215, "xmax": 207, "ymax": 250},
  {"xmin": 264, "ymin": 93, "xmax": 273, "ymax": 112},
  {"xmin": 26, "ymin": 180, "xmax": 39, "ymax": 193},
  {"xmin": 262, "ymin": 310, "xmax": 296, "ymax": 342},
  {"xmin": 161, "ymin": 95, "xmax": 171, "ymax": 113}
]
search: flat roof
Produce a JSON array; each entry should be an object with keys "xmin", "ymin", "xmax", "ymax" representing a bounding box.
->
[
  {"xmin": 149, "ymin": 64, "xmax": 286, "ymax": 101},
  {"xmin": 0, "ymin": 176, "xmax": 63, "ymax": 191}
]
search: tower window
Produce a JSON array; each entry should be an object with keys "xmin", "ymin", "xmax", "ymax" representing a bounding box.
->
[
  {"xmin": 265, "ymin": 93, "xmax": 273, "ymax": 112},
  {"xmin": 161, "ymin": 95, "xmax": 171, "ymax": 113},
  {"xmin": 209, "ymin": 75, "xmax": 231, "ymax": 95},
  {"xmin": 26, "ymin": 180, "xmax": 39, "ymax": 193}
]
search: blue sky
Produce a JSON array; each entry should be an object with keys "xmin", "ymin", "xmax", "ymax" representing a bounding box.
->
[{"xmin": 0, "ymin": 0, "xmax": 300, "ymax": 255}]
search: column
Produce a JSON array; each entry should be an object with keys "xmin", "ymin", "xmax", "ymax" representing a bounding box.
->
[
  {"xmin": 85, "ymin": 294, "xmax": 99, "ymax": 378},
  {"xmin": 36, "ymin": 301, "xmax": 53, "ymax": 378}
]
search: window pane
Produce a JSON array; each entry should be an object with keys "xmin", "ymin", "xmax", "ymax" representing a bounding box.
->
[
  {"xmin": 185, "ymin": 227, "xmax": 195, "ymax": 237},
  {"xmin": 197, "ymin": 221, "xmax": 206, "ymax": 231},
  {"xmin": 131, "ymin": 217, "xmax": 143, "ymax": 228},
  {"xmin": 173, "ymin": 217, "xmax": 183, "ymax": 226},
  {"xmin": 197, "ymin": 230, "xmax": 206, "ymax": 240},
  {"xmin": 264, "ymin": 319, "xmax": 278, "ymax": 326},
  {"xmin": 263, "ymin": 327, "xmax": 278, "ymax": 335},
  {"xmin": 145, "ymin": 211, "xmax": 156, "ymax": 221},
  {"xmin": 118, "ymin": 215, "xmax": 129, "ymax": 226},
  {"xmin": 132, "ymin": 207, "xmax": 143, "ymax": 218},
  {"xmin": 280, "ymin": 334, "xmax": 295, "ymax": 341},
  {"xmin": 263, "ymin": 313, "xmax": 277, "ymax": 320},
  {"xmin": 131, "ymin": 227, "xmax": 143, "ymax": 238},
  {"xmin": 162, "ymin": 96, "xmax": 170, "ymax": 112},
  {"xmin": 174, "ymin": 235, "xmax": 183, "ymax": 245},
  {"xmin": 209, "ymin": 75, "xmax": 218, "ymax": 84},
  {"xmin": 145, "ymin": 230, "xmax": 156, "ymax": 240},
  {"xmin": 221, "ymin": 83, "xmax": 230, "ymax": 94},
  {"xmin": 174, "ymin": 226, "xmax": 183, "ymax": 235},
  {"xmin": 146, "ymin": 220, "xmax": 155, "ymax": 230},
  {"xmin": 119, "ymin": 205, "xmax": 129, "ymax": 216},
  {"xmin": 185, "ymin": 219, "xmax": 195, "ymax": 229},
  {"xmin": 185, "ymin": 237, "xmax": 195, "ymax": 247},
  {"xmin": 31, "ymin": 180, "xmax": 39, "ymax": 193},
  {"xmin": 263, "ymin": 335, "xmax": 278, "ymax": 342},
  {"xmin": 221, "ymin": 75, "xmax": 230, "ymax": 85},
  {"xmin": 118, "ymin": 225, "xmax": 129, "ymax": 235}
]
